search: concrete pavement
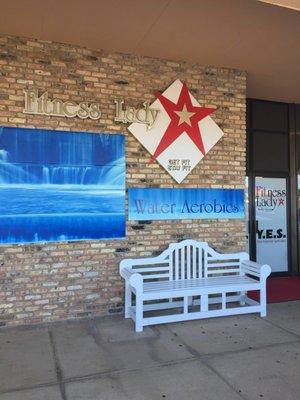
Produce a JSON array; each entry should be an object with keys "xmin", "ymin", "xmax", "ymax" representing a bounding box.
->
[{"xmin": 0, "ymin": 301, "xmax": 300, "ymax": 400}]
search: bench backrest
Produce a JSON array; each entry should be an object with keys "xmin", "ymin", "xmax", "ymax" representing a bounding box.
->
[
  {"xmin": 168, "ymin": 240, "xmax": 246, "ymax": 280},
  {"xmin": 122, "ymin": 240, "xmax": 248, "ymax": 282}
]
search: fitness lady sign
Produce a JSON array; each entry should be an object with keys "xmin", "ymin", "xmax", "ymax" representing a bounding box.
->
[
  {"xmin": 255, "ymin": 177, "xmax": 288, "ymax": 272},
  {"xmin": 23, "ymin": 88, "xmax": 101, "ymax": 120},
  {"xmin": 24, "ymin": 81, "xmax": 224, "ymax": 184}
]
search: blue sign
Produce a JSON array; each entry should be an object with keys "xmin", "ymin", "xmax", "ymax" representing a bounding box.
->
[
  {"xmin": 0, "ymin": 127, "xmax": 125, "ymax": 244},
  {"xmin": 129, "ymin": 188, "xmax": 245, "ymax": 220}
]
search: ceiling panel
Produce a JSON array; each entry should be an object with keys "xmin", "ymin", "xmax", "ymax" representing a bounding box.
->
[{"xmin": 0, "ymin": 0, "xmax": 299, "ymax": 102}]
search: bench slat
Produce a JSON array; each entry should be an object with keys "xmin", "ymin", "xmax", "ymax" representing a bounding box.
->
[
  {"xmin": 208, "ymin": 271, "xmax": 240, "ymax": 275},
  {"xmin": 142, "ymin": 283, "xmax": 261, "ymax": 301},
  {"xmin": 142, "ymin": 273, "xmax": 169, "ymax": 280},
  {"xmin": 132, "ymin": 266, "xmax": 170, "ymax": 273},
  {"xmin": 187, "ymin": 245, "xmax": 191, "ymax": 279},
  {"xmin": 175, "ymin": 248, "xmax": 179, "ymax": 280},
  {"xmin": 203, "ymin": 247, "xmax": 207, "ymax": 278},
  {"xmin": 207, "ymin": 262, "xmax": 240, "ymax": 267},
  {"xmin": 143, "ymin": 275, "xmax": 258, "ymax": 292},
  {"xmin": 192, "ymin": 246, "xmax": 197, "ymax": 278},
  {"xmin": 142, "ymin": 305, "xmax": 262, "ymax": 327},
  {"xmin": 181, "ymin": 247, "xmax": 185, "ymax": 279}
]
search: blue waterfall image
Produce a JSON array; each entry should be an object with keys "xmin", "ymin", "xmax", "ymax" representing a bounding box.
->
[{"xmin": 0, "ymin": 127, "xmax": 125, "ymax": 244}]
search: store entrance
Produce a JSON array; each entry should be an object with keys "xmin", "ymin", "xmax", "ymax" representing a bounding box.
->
[
  {"xmin": 254, "ymin": 176, "xmax": 289, "ymax": 273},
  {"xmin": 247, "ymin": 99, "xmax": 300, "ymax": 276}
]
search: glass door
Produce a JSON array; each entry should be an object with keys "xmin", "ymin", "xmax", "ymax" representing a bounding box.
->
[
  {"xmin": 298, "ymin": 175, "xmax": 300, "ymax": 269},
  {"xmin": 255, "ymin": 176, "xmax": 288, "ymax": 272}
]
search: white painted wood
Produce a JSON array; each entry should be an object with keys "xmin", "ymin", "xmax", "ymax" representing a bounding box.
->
[
  {"xmin": 125, "ymin": 282, "xmax": 131, "ymax": 318},
  {"xmin": 142, "ymin": 305, "xmax": 262, "ymax": 327},
  {"xmin": 203, "ymin": 247, "xmax": 207, "ymax": 278},
  {"xmin": 222, "ymin": 292, "xmax": 226, "ymax": 310},
  {"xmin": 169, "ymin": 251, "xmax": 173, "ymax": 281},
  {"xmin": 192, "ymin": 245, "xmax": 197, "ymax": 278},
  {"xmin": 184, "ymin": 296, "xmax": 188, "ymax": 314},
  {"xmin": 244, "ymin": 296, "xmax": 260, "ymax": 306},
  {"xmin": 201, "ymin": 294, "xmax": 208, "ymax": 312},
  {"xmin": 175, "ymin": 247, "xmax": 179, "ymax": 280},
  {"xmin": 187, "ymin": 245, "xmax": 191, "ymax": 279},
  {"xmin": 119, "ymin": 240, "xmax": 271, "ymax": 332},
  {"xmin": 260, "ymin": 285, "xmax": 267, "ymax": 317},
  {"xmin": 141, "ymin": 294, "xmax": 242, "ymax": 312}
]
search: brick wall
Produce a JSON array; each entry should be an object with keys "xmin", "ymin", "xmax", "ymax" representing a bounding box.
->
[{"xmin": 0, "ymin": 34, "xmax": 247, "ymax": 327}]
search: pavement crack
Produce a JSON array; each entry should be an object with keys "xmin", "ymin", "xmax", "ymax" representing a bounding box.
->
[
  {"xmin": 161, "ymin": 325, "xmax": 300, "ymax": 400},
  {"xmin": 0, "ymin": 356, "xmax": 198, "ymax": 396},
  {"xmin": 162, "ymin": 326, "xmax": 248, "ymax": 399},
  {"xmin": 48, "ymin": 328, "xmax": 67, "ymax": 400},
  {"xmin": 263, "ymin": 317, "xmax": 300, "ymax": 339},
  {"xmin": 199, "ymin": 358, "xmax": 249, "ymax": 400},
  {"xmin": 86, "ymin": 320, "xmax": 102, "ymax": 346}
]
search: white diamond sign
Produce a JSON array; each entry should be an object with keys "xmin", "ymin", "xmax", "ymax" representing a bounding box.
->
[{"xmin": 128, "ymin": 79, "xmax": 224, "ymax": 183}]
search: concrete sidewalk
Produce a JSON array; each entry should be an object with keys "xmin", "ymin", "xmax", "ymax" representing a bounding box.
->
[{"xmin": 0, "ymin": 301, "xmax": 300, "ymax": 400}]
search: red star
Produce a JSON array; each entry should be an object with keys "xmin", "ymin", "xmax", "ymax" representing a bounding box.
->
[{"xmin": 151, "ymin": 83, "xmax": 216, "ymax": 161}]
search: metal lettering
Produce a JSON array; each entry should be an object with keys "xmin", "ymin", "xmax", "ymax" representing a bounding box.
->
[
  {"xmin": 23, "ymin": 88, "xmax": 101, "ymax": 120},
  {"xmin": 114, "ymin": 99, "xmax": 160, "ymax": 130},
  {"xmin": 63, "ymin": 101, "xmax": 77, "ymax": 118}
]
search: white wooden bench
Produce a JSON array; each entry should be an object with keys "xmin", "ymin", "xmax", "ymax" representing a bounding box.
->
[{"xmin": 120, "ymin": 240, "xmax": 271, "ymax": 332}]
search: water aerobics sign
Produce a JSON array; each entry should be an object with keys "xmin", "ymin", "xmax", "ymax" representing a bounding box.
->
[{"xmin": 128, "ymin": 188, "xmax": 244, "ymax": 221}]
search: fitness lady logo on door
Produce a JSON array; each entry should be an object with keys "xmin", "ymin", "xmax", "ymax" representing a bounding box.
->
[
  {"xmin": 127, "ymin": 80, "xmax": 224, "ymax": 183},
  {"xmin": 255, "ymin": 185, "xmax": 286, "ymax": 211}
]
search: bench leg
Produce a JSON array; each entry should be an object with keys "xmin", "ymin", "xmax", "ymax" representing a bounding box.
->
[
  {"xmin": 135, "ymin": 296, "xmax": 143, "ymax": 332},
  {"xmin": 184, "ymin": 297, "xmax": 189, "ymax": 315},
  {"xmin": 125, "ymin": 282, "xmax": 132, "ymax": 318},
  {"xmin": 240, "ymin": 291, "xmax": 246, "ymax": 306},
  {"xmin": 222, "ymin": 292, "xmax": 226, "ymax": 310},
  {"xmin": 201, "ymin": 294, "xmax": 208, "ymax": 312},
  {"xmin": 260, "ymin": 285, "xmax": 267, "ymax": 317}
]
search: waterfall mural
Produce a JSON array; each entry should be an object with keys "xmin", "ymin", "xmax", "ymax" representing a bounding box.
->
[{"xmin": 0, "ymin": 127, "xmax": 125, "ymax": 244}]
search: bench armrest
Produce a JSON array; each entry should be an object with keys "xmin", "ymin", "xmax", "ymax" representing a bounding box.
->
[
  {"xmin": 120, "ymin": 254, "xmax": 169, "ymax": 273},
  {"xmin": 129, "ymin": 273, "xmax": 143, "ymax": 292},
  {"xmin": 241, "ymin": 260, "xmax": 271, "ymax": 280},
  {"xmin": 120, "ymin": 266, "xmax": 137, "ymax": 280},
  {"xmin": 120, "ymin": 266, "xmax": 143, "ymax": 288}
]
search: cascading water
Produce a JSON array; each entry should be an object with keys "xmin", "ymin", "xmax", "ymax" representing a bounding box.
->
[
  {"xmin": 0, "ymin": 159, "xmax": 125, "ymax": 186},
  {"xmin": 0, "ymin": 149, "xmax": 38, "ymax": 184},
  {"xmin": 0, "ymin": 127, "xmax": 125, "ymax": 186},
  {"xmin": 0, "ymin": 127, "xmax": 125, "ymax": 244},
  {"xmin": 30, "ymin": 156, "xmax": 125, "ymax": 186},
  {"xmin": 0, "ymin": 149, "xmax": 8, "ymax": 162}
]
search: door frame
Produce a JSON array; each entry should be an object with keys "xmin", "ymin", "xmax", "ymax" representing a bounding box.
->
[{"xmin": 247, "ymin": 172, "xmax": 291, "ymax": 276}]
